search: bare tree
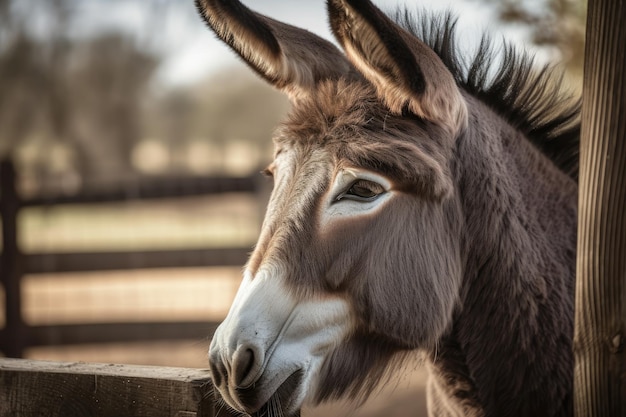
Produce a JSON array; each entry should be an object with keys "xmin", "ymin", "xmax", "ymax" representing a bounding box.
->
[
  {"xmin": 68, "ymin": 34, "xmax": 157, "ymax": 184},
  {"xmin": 478, "ymin": 0, "xmax": 586, "ymax": 79},
  {"xmin": 0, "ymin": 0, "xmax": 158, "ymax": 192}
]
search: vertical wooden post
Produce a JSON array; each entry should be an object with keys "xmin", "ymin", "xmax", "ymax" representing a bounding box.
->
[
  {"xmin": 574, "ymin": 0, "xmax": 626, "ymax": 414},
  {"xmin": 0, "ymin": 159, "xmax": 24, "ymax": 358}
]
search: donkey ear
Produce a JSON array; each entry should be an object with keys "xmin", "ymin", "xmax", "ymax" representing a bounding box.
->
[
  {"xmin": 196, "ymin": 0, "xmax": 354, "ymax": 100},
  {"xmin": 327, "ymin": 0, "xmax": 467, "ymax": 134}
]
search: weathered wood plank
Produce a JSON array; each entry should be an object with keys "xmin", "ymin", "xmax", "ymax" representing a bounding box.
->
[{"xmin": 0, "ymin": 359, "xmax": 215, "ymax": 417}]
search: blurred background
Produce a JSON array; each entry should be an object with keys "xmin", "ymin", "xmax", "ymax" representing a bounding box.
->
[{"xmin": 0, "ymin": 0, "xmax": 585, "ymax": 415}]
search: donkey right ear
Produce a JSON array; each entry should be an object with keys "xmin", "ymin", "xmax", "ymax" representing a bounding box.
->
[
  {"xmin": 328, "ymin": 0, "xmax": 467, "ymax": 135},
  {"xmin": 196, "ymin": 0, "xmax": 354, "ymax": 101}
]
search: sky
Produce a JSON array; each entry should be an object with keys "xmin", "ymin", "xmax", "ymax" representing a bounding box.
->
[
  {"xmin": 20, "ymin": 0, "xmax": 540, "ymax": 87},
  {"xmin": 158, "ymin": 0, "xmax": 504, "ymax": 86}
]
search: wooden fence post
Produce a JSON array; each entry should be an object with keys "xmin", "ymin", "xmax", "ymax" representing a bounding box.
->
[
  {"xmin": 0, "ymin": 159, "xmax": 24, "ymax": 358},
  {"xmin": 574, "ymin": 0, "xmax": 626, "ymax": 414}
]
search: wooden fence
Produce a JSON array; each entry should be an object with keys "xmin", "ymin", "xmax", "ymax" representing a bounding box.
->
[
  {"xmin": 0, "ymin": 358, "xmax": 241, "ymax": 417},
  {"xmin": 0, "ymin": 159, "xmax": 264, "ymax": 359}
]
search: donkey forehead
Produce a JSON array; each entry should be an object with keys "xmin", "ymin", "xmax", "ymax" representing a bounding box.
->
[
  {"xmin": 271, "ymin": 80, "xmax": 453, "ymax": 196},
  {"xmin": 280, "ymin": 80, "xmax": 396, "ymax": 137},
  {"xmin": 275, "ymin": 80, "xmax": 431, "ymax": 159}
]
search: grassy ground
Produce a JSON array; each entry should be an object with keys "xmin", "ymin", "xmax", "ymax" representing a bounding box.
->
[{"xmin": 18, "ymin": 194, "xmax": 262, "ymax": 252}]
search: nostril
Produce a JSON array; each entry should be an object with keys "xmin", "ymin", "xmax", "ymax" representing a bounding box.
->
[
  {"xmin": 208, "ymin": 350, "xmax": 227, "ymax": 389},
  {"xmin": 235, "ymin": 349, "xmax": 253, "ymax": 385},
  {"xmin": 233, "ymin": 345, "xmax": 259, "ymax": 387}
]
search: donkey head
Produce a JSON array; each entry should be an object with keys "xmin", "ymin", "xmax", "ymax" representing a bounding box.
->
[{"xmin": 196, "ymin": 0, "xmax": 467, "ymax": 415}]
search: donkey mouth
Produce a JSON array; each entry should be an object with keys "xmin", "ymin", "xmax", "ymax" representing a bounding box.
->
[{"xmin": 237, "ymin": 370, "xmax": 303, "ymax": 417}]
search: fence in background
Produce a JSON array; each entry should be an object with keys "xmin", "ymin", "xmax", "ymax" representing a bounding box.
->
[{"xmin": 0, "ymin": 159, "xmax": 264, "ymax": 358}]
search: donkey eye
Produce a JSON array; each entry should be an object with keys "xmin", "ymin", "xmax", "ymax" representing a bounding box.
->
[
  {"xmin": 261, "ymin": 166, "xmax": 274, "ymax": 178},
  {"xmin": 337, "ymin": 180, "xmax": 385, "ymax": 202}
]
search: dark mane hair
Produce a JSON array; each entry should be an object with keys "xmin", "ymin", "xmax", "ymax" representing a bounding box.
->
[{"xmin": 395, "ymin": 11, "xmax": 581, "ymax": 180}]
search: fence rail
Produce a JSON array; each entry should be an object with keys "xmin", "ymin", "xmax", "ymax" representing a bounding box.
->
[
  {"xmin": 0, "ymin": 358, "xmax": 239, "ymax": 417},
  {"xmin": 0, "ymin": 159, "xmax": 262, "ymax": 358},
  {"xmin": 19, "ymin": 174, "xmax": 259, "ymax": 207},
  {"xmin": 4, "ymin": 248, "xmax": 249, "ymax": 274},
  {"xmin": 0, "ymin": 321, "xmax": 221, "ymax": 348}
]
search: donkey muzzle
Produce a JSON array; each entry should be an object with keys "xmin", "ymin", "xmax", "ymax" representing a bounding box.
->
[{"xmin": 208, "ymin": 268, "xmax": 353, "ymax": 414}]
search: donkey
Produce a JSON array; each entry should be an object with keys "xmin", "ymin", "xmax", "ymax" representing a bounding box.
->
[{"xmin": 195, "ymin": 0, "xmax": 579, "ymax": 416}]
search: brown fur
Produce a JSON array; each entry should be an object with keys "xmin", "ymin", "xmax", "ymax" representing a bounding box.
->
[{"xmin": 196, "ymin": 1, "xmax": 579, "ymax": 415}]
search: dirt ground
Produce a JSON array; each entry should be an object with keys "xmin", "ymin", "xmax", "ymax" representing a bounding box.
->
[{"xmin": 309, "ymin": 366, "xmax": 429, "ymax": 417}]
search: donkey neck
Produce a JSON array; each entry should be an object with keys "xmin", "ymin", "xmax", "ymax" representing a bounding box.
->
[{"xmin": 427, "ymin": 95, "xmax": 577, "ymax": 417}]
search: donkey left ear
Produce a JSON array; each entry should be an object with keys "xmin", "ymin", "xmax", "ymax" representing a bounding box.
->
[
  {"xmin": 197, "ymin": 0, "xmax": 355, "ymax": 102},
  {"xmin": 327, "ymin": 0, "xmax": 467, "ymax": 135}
]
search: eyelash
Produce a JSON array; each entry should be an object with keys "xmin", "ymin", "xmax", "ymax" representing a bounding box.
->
[{"xmin": 336, "ymin": 179, "xmax": 385, "ymax": 202}]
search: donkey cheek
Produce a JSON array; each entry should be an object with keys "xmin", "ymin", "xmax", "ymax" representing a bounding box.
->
[{"xmin": 363, "ymin": 262, "xmax": 459, "ymax": 349}]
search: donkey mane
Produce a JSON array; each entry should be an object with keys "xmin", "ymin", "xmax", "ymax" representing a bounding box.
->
[{"xmin": 395, "ymin": 10, "xmax": 581, "ymax": 180}]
